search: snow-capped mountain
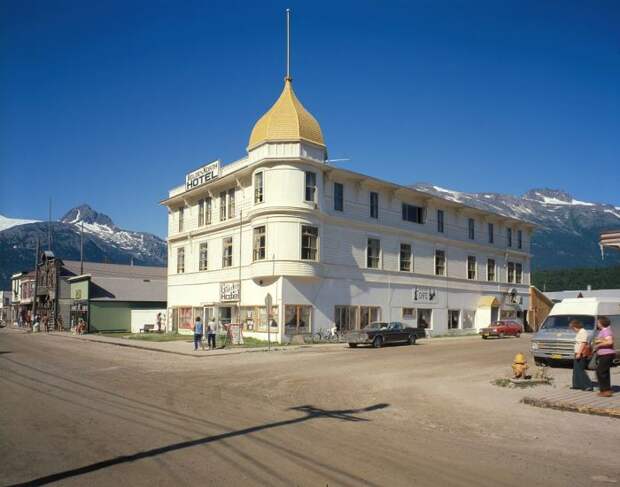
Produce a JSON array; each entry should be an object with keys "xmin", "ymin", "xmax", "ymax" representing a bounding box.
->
[
  {"xmin": 412, "ymin": 184, "xmax": 620, "ymax": 270},
  {"xmin": 0, "ymin": 204, "xmax": 166, "ymax": 288},
  {"xmin": 0, "ymin": 214, "xmax": 40, "ymax": 232}
]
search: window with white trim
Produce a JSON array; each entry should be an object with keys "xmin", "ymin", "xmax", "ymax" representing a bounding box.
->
[
  {"xmin": 254, "ymin": 172, "xmax": 264, "ymax": 204},
  {"xmin": 435, "ymin": 250, "xmax": 446, "ymax": 276},
  {"xmin": 402, "ymin": 203, "xmax": 425, "ymax": 224},
  {"xmin": 222, "ymin": 237, "xmax": 233, "ymax": 267},
  {"xmin": 177, "ymin": 247, "xmax": 185, "ymax": 273},
  {"xmin": 370, "ymin": 192, "xmax": 379, "ymax": 219},
  {"xmin": 178, "ymin": 207, "xmax": 184, "ymax": 232},
  {"xmin": 437, "ymin": 209, "xmax": 444, "ymax": 233},
  {"xmin": 305, "ymin": 171, "xmax": 316, "ymax": 202},
  {"xmin": 400, "ymin": 243, "xmax": 412, "ymax": 272},
  {"xmin": 507, "ymin": 261, "xmax": 515, "ymax": 283},
  {"xmin": 253, "ymin": 226, "xmax": 266, "ymax": 261},
  {"xmin": 487, "ymin": 258, "xmax": 496, "ymax": 281},
  {"xmin": 334, "ymin": 182, "xmax": 344, "ymax": 211},
  {"xmin": 515, "ymin": 263, "xmax": 523, "ymax": 284},
  {"xmin": 199, "ymin": 242, "xmax": 208, "ymax": 271},
  {"xmin": 227, "ymin": 188, "xmax": 235, "ymax": 219},
  {"xmin": 301, "ymin": 225, "xmax": 318, "ymax": 260},
  {"xmin": 467, "ymin": 256, "xmax": 476, "ymax": 280},
  {"xmin": 219, "ymin": 192, "xmax": 227, "ymax": 221},
  {"xmin": 367, "ymin": 238, "xmax": 380, "ymax": 269},
  {"xmin": 468, "ymin": 218, "xmax": 475, "ymax": 240}
]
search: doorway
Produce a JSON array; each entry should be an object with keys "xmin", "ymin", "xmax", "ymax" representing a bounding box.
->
[
  {"xmin": 491, "ymin": 306, "xmax": 499, "ymax": 323},
  {"xmin": 219, "ymin": 307, "xmax": 233, "ymax": 326},
  {"xmin": 448, "ymin": 310, "xmax": 460, "ymax": 329},
  {"xmin": 417, "ymin": 309, "xmax": 432, "ymax": 329}
]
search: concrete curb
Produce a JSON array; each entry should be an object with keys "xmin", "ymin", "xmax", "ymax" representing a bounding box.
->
[
  {"xmin": 521, "ymin": 396, "xmax": 620, "ymax": 419},
  {"xmin": 44, "ymin": 332, "xmax": 345, "ymax": 358}
]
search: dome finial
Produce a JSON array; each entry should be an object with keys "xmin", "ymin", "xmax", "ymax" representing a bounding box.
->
[{"xmin": 285, "ymin": 8, "xmax": 292, "ymax": 82}]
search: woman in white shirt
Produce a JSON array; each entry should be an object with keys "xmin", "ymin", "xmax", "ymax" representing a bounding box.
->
[{"xmin": 570, "ymin": 320, "xmax": 593, "ymax": 391}]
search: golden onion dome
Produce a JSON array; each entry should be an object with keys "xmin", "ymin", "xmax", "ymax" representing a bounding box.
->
[{"xmin": 248, "ymin": 78, "xmax": 325, "ymax": 150}]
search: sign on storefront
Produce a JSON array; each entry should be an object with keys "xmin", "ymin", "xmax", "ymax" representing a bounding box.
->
[
  {"xmin": 413, "ymin": 286, "xmax": 437, "ymax": 303},
  {"xmin": 220, "ymin": 282, "xmax": 240, "ymax": 302},
  {"xmin": 185, "ymin": 160, "xmax": 220, "ymax": 190}
]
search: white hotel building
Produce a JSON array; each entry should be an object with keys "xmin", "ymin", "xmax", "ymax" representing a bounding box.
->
[{"xmin": 162, "ymin": 77, "xmax": 534, "ymax": 340}]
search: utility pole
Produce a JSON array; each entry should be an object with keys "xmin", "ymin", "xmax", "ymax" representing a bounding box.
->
[
  {"xmin": 80, "ymin": 221, "xmax": 84, "ymax": 275},
  {"xmin": 48, "ymin": 197, "xmax": 52, "ymax": 251},
  {"xmin": 32, "ymin": 239, "xmax": 40, "ymax": 320}
]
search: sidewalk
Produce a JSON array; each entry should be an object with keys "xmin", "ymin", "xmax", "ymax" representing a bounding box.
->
[
  {"xmin": 46, "ymin": 331, "xmax": 344, "ymax": 357},
  {"xmin": 522, "ymin": 388, "xmax": 620, "ymax": 418}
]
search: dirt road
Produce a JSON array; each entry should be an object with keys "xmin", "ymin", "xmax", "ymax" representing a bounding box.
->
[{"xmin": 1, "ymin": 329, "xmax": 618, "ymax": 486}]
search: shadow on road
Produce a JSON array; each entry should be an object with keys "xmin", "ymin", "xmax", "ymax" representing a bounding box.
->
[{"xmin": 8, "ymin": 403, "xmax": 389, "ymax": 486}]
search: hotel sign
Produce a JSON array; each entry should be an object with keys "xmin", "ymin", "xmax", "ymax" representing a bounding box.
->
[
  {"xmin": 220, "ymin": 281, "xmax": 240, "ymax": 302},
  {"xmin": 413, "ymin": 286, "xmax": 437, "ymax": 303},
  {"xmin": 185, "ymin": 160, "xmax": 220, "ymax": 191}
]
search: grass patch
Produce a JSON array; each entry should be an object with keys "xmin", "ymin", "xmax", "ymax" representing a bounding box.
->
[
  {"xmin": 492, "ymin": 376, "xmax": 554, "ymax": 389},
  {"xmin": 98, "ymin": 332, "xmax": 192, "ymax": 342}
]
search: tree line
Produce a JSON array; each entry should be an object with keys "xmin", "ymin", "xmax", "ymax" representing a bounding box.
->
[{"xmin": 532, "ymin": 266, "xmax": 620, "ymax": 292}]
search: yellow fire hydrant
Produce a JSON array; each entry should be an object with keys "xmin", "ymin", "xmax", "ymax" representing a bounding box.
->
[{"xmin": 512, "ymin": 353, "xmax": 528, "ymax": 379}]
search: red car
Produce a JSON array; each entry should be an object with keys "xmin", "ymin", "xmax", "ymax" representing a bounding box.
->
[{"xmin": 480, "ymin": 320, "xmax": 523, "ymax": 339}]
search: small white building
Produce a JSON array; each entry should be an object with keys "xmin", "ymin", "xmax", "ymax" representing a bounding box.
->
[{"xmin": 162, "ymin": 74, "xmax": 534, "ymax": 340}]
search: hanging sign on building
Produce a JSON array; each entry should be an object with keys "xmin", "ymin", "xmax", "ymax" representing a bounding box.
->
[
  {"xmin": 413, "ymin": 286, "xmax": 437, "ymax": 303},
  {"xmin": 185, "ymin": 160, "xmax": 220, "ymax": 191},
  {"xmin": 220, "ymin": 281, "xmax": 240, "ymax": 302}
]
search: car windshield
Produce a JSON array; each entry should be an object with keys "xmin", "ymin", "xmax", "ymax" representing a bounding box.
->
[
  {"xmin": 364, "ymin": 322, "xmax": 387, "ymax": 330},
  {"xmin": 541, "ymin": 315, "xmax": 595, "ymax": 331}
]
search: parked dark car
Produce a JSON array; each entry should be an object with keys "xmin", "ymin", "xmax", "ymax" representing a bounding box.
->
[
  {"xmin": 346, "ymin": 322, "xmax": 425, "ymax": 348},
  {"xmin": 479, "ymin": 320, "xmax": 523, "ymax": 339}
]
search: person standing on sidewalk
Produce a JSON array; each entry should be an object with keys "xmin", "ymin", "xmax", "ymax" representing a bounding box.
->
[
  {"xmin": 594, "ymin": 316, "xmax": 615, "ymax": 397},
  {"xmin": 570, "ymin": 320, "xmax": 593, "ymax": 391},
  {"xmin": 207, "ymin": 318, "xmax": 217, "ymax": 350},
  {"xmin": 193, "ymin": 317, "xmax": 205, "ymax": 351}
]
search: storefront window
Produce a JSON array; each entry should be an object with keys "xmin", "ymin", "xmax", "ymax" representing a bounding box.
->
[
  {"xmin": 335, "ymin": 305, "xmax": 358, "ymax": 331},
  {"xmin": 285, "ymin": 305, "xmax": 312, "ymax": 333},
  {"xmin": 240, "ymin": 306, "xmax": 278, "ymax": 332},
  {"xmin": 360, "ymin": 306, "xmax": 380, "ymax": 329},
  {"xmin": 462, "ymin": 310, "xmax": 475, "ymax": 329}
]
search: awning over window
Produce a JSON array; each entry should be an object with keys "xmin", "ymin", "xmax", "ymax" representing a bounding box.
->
[{"xmin": 478, "ymin": 296, "xmax": 500, "ymax": 308}]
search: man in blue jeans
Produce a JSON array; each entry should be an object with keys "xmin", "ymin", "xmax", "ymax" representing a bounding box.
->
[{"xmin": 193, "ymin": 317, "xmax": 204, "ymax": 351}]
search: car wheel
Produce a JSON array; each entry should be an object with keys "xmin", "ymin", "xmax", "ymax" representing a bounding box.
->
[
  {"xmin": 407, "ymin": 335, "xmax": 416, "ymax": 345},
  {"xmin": 499, "ymin": 332, "xmax": 505, "ymax": 339},
  {"xmin": 515, "ymin": 332, "xmax": 521, "ymax": 338},
  {"xmin": 348, "ymin": 343, "xmax": 357, "ymax": 348},
  {"xmin": 481, "ymin": 335, "xmax": 488, "ymax": 340},
  {"xmin": 373, "ymin": 336, "xmax": 383, "ymax": 348}
]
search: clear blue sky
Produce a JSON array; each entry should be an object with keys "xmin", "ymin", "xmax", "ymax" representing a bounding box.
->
[{"xmin": 1, "ymin": 0, "xmax": 619, "ymax": 237}]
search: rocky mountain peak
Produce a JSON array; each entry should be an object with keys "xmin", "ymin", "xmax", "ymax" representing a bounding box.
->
[
  {"xmin": 60, "ymin": 204, "xmax": 116, "ymax": 229},
  {"xmin": 523, "ymin": 188, "xmax": 574, "ymax": 204}
]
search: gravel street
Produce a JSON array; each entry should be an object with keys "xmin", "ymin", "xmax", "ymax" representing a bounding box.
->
[{"xmin": 1, "ymin": 328, "xmax": 618, "ymax": 487}]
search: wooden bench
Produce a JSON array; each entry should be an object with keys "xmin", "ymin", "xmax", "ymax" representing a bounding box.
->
[{"xmin": 139, "ymin": 324, "xmax": 155, "ymax": 333}]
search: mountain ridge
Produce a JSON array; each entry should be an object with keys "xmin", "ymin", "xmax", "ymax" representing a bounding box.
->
[
  {"xmin": 0, "ymin": 205, "xmax": 167, "ymax": 288},
  {"xmin": 411, "ymin": 184, "xmax": 620, "ymax": 270}
]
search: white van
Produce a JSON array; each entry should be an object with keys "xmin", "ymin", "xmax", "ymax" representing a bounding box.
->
[{"xmin": 531, "ymin": 297, "xmax": 620, "ymax": 366}]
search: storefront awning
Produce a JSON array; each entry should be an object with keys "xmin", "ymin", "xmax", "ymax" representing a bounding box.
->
[{"xmin": 478, "ymin": 296, "xmax": 500, "ymax": 308}]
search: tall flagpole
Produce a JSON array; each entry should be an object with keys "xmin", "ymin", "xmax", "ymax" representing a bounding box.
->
[{"xmin": 286, "ymin": 8, "xmax": 291, "ymax": 80}]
